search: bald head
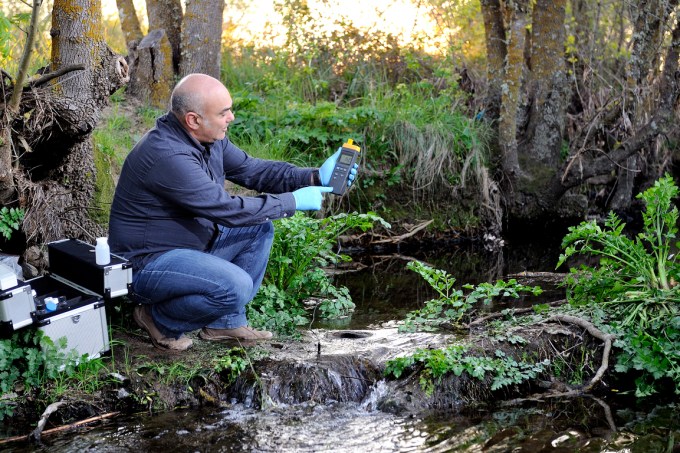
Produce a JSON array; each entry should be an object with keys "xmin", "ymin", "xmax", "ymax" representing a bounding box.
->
[
  {"xmin": 169, "ymin": 73, "xmax": 235, "ymax": 144},
  {"xmin": 170, "ymin": 74, "xmax": 227, "ymax": 118}
]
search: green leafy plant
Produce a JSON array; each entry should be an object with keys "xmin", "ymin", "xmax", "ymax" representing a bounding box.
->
[
  {"xmin": 248, "ymin": 211, "xmax": 389, "ymax": 336},
  {"xmin": 0, "ymin": 330, "xmax": 82, "ymax": 420},
  {"xmin": 558, "ymin": 176, "xmax": 680, "ymax": 328},
  {"xmin": 401, "ymin": 260, "xmax": 542, "ymax": 332},
  {"xmin": 212, "ymin": 348, "xmax": 249, "ymax": 384},
  {"xmin": 557, "ymin": 174, "xmax": 680, "ymax": 395},
  {"xmin": 0, "ymin": 206, "xmax": 24, "ymax": 240},
  {"xmin": 384, "ymin": 344, "xmax": 549, "ymax": 396}
]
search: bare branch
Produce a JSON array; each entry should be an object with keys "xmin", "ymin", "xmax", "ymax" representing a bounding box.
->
[
  {"xmin": 28, "ymin": 64, "xmax": 86, "ymax": 88},
  {"xmin": 8, "ymin": 0, "xmax": 43, "ymax": 113}
]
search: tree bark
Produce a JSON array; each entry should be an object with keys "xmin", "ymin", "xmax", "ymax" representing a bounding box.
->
[
  {"xmin": 525, "ymin": 0, "xmax": 567, "ymax": 168},
  {"xmin": 115, "ymin": 0, "xmax": 143, "ymax": 45},
  {"xmin": 180, "ymin": 0, "xmax": 224, "ymax": 78},
  {"xmin": 8, "ymin": 0, "xmax": 129, "ymax": 269},
  {"xmin": 128, "ymin": 29, "xmax": 174, "ymax": 109},
  {"xmin": 146, "ymin": 0, "xmax": 183, "ymax": 72},
  {"xmin": 498, "ymin": 0, "xmax": 529, "ymax": 184},
  {"xmin": 480, "ymin": 0, "xmax": 506, "ymax": 120}
]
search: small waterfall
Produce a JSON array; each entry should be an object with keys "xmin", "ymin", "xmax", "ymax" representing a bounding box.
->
[{"xmin": 229, "ymin": 354, "xmax": 383, "ymax": 408}]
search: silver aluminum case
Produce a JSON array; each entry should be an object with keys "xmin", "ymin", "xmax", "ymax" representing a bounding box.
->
[
  {"xmin": 31, "ymin": 274, "xmax": 110, "ymax": 360},
  {"xmin": 47, "ymin": 239, "xmax": 132, "ymax": 299},
  {"xmin": 102, "ymin": 263, "xmax": 132, "ymax": 298},
  {"xmin": 37, "ymin": 299, "xmax": 109, "ymax": 360},
  {"xmin": 0, "ymin": 282, "xmax": 35, "ymax": 331}
]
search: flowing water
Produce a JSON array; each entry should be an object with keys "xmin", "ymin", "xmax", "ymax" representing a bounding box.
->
[{"xmin": 4, "ymin": 238, "xmax": 680, "ymax": 452}]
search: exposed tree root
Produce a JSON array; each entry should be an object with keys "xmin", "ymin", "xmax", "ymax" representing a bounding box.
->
[
  {"xmin": 371, "ymin": 220, "xmax": 434, "ymax": 244},
  {"xmin": 546, "ymin": 314, "xmax": 615, "ymax": 392},
  {"xmin": 30, "ymin": 401, "xmax": 65, "ymax": 443},
  {"xmin": 467, "ymin": 299, "xmax": 566, "ymax": 327}
]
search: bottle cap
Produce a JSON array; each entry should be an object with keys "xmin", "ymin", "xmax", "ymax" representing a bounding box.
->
[
  {"xmin": 45, "ymin": 297, "xmax": 58, "ymax": 312},
  {"xmin": 342, "ymin": 139, "xmax": 361, "ymax": 152}
]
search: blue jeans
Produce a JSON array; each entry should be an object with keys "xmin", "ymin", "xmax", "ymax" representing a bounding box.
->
[{"xmin": 130, "ymin": 222, "xmax": 274, "ymax": 338}]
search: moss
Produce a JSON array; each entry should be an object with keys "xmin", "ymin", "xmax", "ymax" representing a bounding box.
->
[{"xmin": 92, "ymin": 142, "xmax": 116, "ymax": 227}]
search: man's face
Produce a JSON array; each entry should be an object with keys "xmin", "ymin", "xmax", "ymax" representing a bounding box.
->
[{"xmin": 194, "ymin": 88, "xmax": 235, "ymax": 143}]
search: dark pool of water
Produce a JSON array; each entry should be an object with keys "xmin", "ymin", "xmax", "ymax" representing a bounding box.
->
[{"xmin": 318, "ymin": 237, "xmax": 565, "ymax": 330}]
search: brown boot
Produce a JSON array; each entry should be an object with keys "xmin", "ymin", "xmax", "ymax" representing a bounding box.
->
[
  {"xmin": 199, "ymin": 326, "xmax": 273, "ymax": 342},
  {"xmin": 133, "ymin": 305, "xmax": 193, "ymax": 351}
]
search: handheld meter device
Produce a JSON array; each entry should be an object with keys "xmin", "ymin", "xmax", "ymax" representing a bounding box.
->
[{"xmin": 329, "ymin": 139, "xmax": 361, "ymax": 195}]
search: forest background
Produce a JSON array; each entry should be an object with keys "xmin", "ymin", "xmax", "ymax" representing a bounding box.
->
[{"xmin": 3, "ymin": 0, "xmax": 680, "ymax": 268}]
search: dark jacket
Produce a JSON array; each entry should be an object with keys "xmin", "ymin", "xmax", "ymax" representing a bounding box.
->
[{"xmin": 109, "ymin": 113, "xmax": 315, "ymax": 269}]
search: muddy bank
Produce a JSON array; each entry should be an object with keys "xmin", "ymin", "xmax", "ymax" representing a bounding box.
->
[{"xmin": 1, "ymin": 304, "xmax": 609, "ymax": 446}]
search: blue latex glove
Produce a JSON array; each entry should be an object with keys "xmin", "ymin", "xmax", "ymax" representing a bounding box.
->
[
  {"xmin": 319, "ymin": 148, "xmax": 360, "ymax": 187},
  {"xmin": 292, "ymin": 186, "xmax": 333, "ymax": 210},
  {"xmin": 347, "ymin": 164, "xmax": 358, "ymax": 187},
  {"xmin": 319, "ymin": 149, "xmax": 341, "ymax": 186}
]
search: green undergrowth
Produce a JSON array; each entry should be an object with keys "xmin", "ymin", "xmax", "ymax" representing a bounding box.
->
[
  {"xmin": 385, "ymin": 344, "xmax": 550, "ymax": 396},
  {"xmin": 558, "ymin": 174, "xmax": 680, "ymax": 396},
  {"xmin": 248, "ymin": 211, "xmax": 390, "ymax": 337},
  {"xmin": 385, "ymin": 261, "xmax": 546, "ymax": 394},
  {"xmin": 0, "ymin": 325, "xmax": 252, "ymax": 421}
]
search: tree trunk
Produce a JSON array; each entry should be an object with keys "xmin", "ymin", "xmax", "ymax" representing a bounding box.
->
[
  {"xmin": 525, "ymin": 0, "xmax": 567, "ymax": 168},
  {"xmin": 146, "ymin": 0, "xmax": 183, "ymax": 72},
  {"xmin": 480, "ymin": 0, "xmax": 506, "ymax": 120},
  {"xmin": 497, "ymin": 0, "xmax": 529, "ymax": 184},
  {"xmin": 115, "ymin": 0, "xmax": 143, "ymax": 45},
  {"xmin": 128, "ymin": 29, "xmax": 174, "ymax": 109},
  {"xmin": 180, "ymin": 0, "xmax": 224, "ymax": 78},
  {"xmin": 480, "ymin": 0, "xmax": 680, "ymax": 229},
  {"xmin": 8, "ymin": 0, "xmax": 129, "ymax": 272}
]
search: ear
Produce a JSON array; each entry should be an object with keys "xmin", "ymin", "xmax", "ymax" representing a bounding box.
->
[{"xmin": 185, "ymin": 112, "xmax": 201, "ymax": 130}]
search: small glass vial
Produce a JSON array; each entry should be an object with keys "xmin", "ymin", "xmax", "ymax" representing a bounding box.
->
[{"xmin": 95, "ymin": 237, "xmax": 111, "ymax": 265}]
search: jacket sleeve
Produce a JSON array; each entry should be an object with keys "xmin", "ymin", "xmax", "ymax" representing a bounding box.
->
[
  {"xmin": 220, "ymin": 140, "xmax": 316, "ymax": 193},
  {"xmin": 147, "ymin": 150, "xmax": 297, "ymax": 227}
]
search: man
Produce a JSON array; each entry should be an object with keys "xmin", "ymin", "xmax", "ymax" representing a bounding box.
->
[{"xmin": 109, "ymin": 73, "xmax": 357, "ymax": 351}]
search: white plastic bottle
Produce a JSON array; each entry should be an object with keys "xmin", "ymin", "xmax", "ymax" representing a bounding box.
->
[{"xmin": 95, "ymin": 237, "xmax": 111, "ymax": 265}]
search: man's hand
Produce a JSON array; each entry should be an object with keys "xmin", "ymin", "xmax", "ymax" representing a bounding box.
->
[
  {"xmin": 319, "ymin": 148, "xmax": 360, "ymax": 188},
  {"xmin": 292, "ymin": 186, "xmax": 333, "ymax": 210}
]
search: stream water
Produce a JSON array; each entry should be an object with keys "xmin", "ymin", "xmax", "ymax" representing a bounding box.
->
[{"xmin": 5, "ymin": 237, "xmax": 680, "ymax": 452}]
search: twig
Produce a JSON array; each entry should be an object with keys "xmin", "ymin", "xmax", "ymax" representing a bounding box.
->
[
  {"xmin": 0, "ymin": 410, "xmax": 119, "ymax": 445},
  {"xmin": 372, "ymin": 220, "xmax": 433, "ymax": 244}
]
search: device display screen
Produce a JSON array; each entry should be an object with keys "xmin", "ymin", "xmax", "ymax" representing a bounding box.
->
[{"xmin": 339, "ymin": 153, "xmax": 354, "ymax": 165}]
